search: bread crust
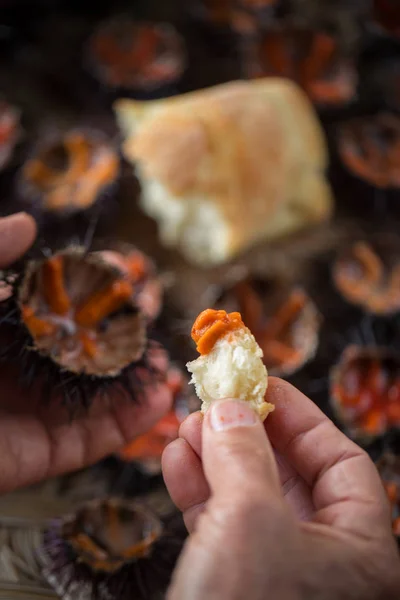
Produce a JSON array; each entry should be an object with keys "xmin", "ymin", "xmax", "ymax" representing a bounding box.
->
[{"xmin": 115, "ymin": 78, "xmax": 333, "ymax": 265}]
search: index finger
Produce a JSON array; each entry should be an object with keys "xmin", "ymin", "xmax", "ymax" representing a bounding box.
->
[
  {"xmin": 265, "ymin": 378, "xmax": 392, "ymax": 541},
  {"xmin": 0, "ymin": 213, "xmax": 37, "ymax": 268}
]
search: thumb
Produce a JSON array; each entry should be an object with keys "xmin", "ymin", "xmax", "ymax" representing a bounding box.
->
[
  {"xmin": 167, "ymin": 400, "xmax": 290, "ymax": 600},
  {"xmin": 202, "ymin": 398, "xmax": 282, "ymax": 502}
]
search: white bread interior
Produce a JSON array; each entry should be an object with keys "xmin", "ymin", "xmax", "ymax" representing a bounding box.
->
[
  {"xmin": 186, "ymin": 327, "xmax": 273, "ymax": 421},
  {"xmin": 115, "ymin": 78, "xmax": 333, "ymax": 266}
]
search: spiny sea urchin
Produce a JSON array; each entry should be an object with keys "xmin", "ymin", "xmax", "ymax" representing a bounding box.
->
[{"xmin": 0, "ymin": 246, "xmax": 163, "ymax": 410}]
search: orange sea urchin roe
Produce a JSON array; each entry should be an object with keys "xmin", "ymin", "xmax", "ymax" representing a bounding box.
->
[
  {"xmin": 191, "ymin": 309, "xmax": 244, "ymax": 355},
  {"xmin": 331, "ymin": 348, "xmax": 400, "ymax": 437}
]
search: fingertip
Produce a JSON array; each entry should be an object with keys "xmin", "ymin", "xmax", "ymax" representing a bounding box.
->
[
  {"xmin": 0, "ymin": 212, "xmax": 37, "ymax": 267},
  {"xmin": 264, "ymin": 377, "xmax": 322, "ymax": 438},
  {"xmin": 266, "ymin": 377, "xmax": 301, "ymax": 409},
  {"xmin": 113, "ymin": 382, "xmax": 173, "ymax": 443},
  {"xmin": 5, "ymin": 212, "xmax": 37, "ymax": 239},
  {"xmin": 147, "ymin": 344, "xmax": 169, "ymax": 372},
  {"xmin": 178, "ymin": 411, "xmax": 202, "ymax": 437},
  {"xmin": 3, "ymin": 211, "xmax": 34, "ymax": 222},
  {"xmin": 179, "ymin": 411, "xmax": 203, "ymax": 456},
  {"xmin": 162, "ymin": 437, "xmax": 209, "ymax": 519},
  {"xmin": 142, "ymin": 380, "xmax": 174, "ymax": 419},
  {"xmin": 162, "ymin": 437, "xmax": 185, "ymax": 474}
]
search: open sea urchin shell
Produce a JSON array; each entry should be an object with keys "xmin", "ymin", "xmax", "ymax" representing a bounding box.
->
[
  {"xmin": 337, "ymin": 113, "xmax": 400, "ymax": 189},
  {"xmin": 330, "ymin": 345, "xmax": 400, "ymax": 441},
  {"xmin": 0, "ymin": 247, "xmax": 161, "ymax": 409},
  {"xmin": 18, "ymin": 129, "xmax": 119, "ymax": 217},
  {"xmin": 86, "ymin": 19, "xmax": 187, "ymax": 93},
  {"xmin": 39, "ymin": 498, "xmax": 184, "ymax": 600},
  {"xmin": 216, "ymin": 278, "xmax": 320, "ymax": 377},
  {"xmin": 333, "ymin": 238, "xmax": 400, "ymax": 315},
  {"xmin": 242, "ymin": 24, "xmax": 357, "ymax": 107}
]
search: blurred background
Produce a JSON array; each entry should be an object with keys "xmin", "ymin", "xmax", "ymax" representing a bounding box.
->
[{"xmin": 0, "ymin": 0, "xmax": 400, "ymax": 598}]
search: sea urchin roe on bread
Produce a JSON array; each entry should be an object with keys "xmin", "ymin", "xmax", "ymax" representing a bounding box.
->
[
  {"xmin": 191, "ymin": 309, "xmax": 244, "ymax": 355},
  {"xmin": 187, "ymin": 309, "xmax": 273, "ymax": 420}
]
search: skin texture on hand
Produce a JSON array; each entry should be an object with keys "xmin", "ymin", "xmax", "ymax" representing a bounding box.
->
[
  {"xmin": 162, "ymin": 379, "xmax": 400, "ymax": 600},
  {"xmin": 0, "ymin": 213, "xmax": 172, "ymax": 494}
]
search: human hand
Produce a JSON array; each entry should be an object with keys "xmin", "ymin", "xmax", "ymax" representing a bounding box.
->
[
  {"xmin": 0, "ymin": 213, "xmax": 172, "ymax": 494},
  {"xmin": 162, "ymin": 378, "xmax": 400, "ymax": 600}
]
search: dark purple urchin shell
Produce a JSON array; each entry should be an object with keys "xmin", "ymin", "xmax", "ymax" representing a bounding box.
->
[
  {"xmin": 0, "ymin": 246, "xmax": 164, "ymax": 411},
  {"xmin": 38, "ymin": 498, "xmax": 185, "ymax": 600}
]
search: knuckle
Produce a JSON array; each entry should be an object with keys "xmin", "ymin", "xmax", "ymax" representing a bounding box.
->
[
  {"xmin": 219, "ymin": 440, "xmax": 269, "ymax": 477},
  {"xmin": 216, "ymin": 490, "xmax": 288, "ymax": 536}
]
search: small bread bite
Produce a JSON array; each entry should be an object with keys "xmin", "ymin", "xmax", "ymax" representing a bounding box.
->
[{"xmin": 186, "ymin": 309, "xmax": 273, "ymax": 420}]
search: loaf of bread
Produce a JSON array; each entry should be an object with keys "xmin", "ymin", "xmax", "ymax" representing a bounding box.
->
[
  {"xmin": 115, "ymin": 78, "xmax": 332, "ymax": 267},
  {"xmin": 186, "ymin": 309, "xmax": 274, "ymax": 420}
]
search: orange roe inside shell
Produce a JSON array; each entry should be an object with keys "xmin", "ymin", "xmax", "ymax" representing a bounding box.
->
[
  {"xmin": 191, "ymin": 309, "xmax": 244, "ymax": 355},
  {"xmin": 19, "ymin": 250, "xmax": 145, "ymax": 378},
  {"xmin": 331, "ymin": 347, "xmax": 400, "ymax": 437}
]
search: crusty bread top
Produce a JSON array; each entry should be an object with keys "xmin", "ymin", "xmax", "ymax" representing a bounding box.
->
[
  {"xmin": 115, "ymin": 79, "xmax": 328, "ymax": 211},
  {"xmin": 115, "ymin": 78, "xmax": 327, "ymax": 169},
  {"xmin": 115, "ymin": 79, "xmax": 332, "ymax": 261}
]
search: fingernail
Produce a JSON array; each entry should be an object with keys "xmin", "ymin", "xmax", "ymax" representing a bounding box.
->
[{"xmin": 210, "ymin": 399, "xmax": 257, "ymax": 431}]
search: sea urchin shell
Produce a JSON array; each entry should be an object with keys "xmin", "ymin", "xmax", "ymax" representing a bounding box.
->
[
  {"xmin": 333, "ymin": 240, "xmax": 400, "ymax": 315},
  {"xmin": 86, "ymin": 19, "xmax": 186, "ymax": 93},
  {"xmin": 330, "ymin": 345, "xmax": 400, "ymax": 441},
  {"xmin": 19, "ymin": 130, "xmax": 119, "ymax": 217},
  {"xmin": 0, "ymin": 247, "xmax": 160, "ymax": 409},
  {"xmin": 217, "ymin": 279, "xmax": 320, "ymax": 377},
  {"xmin": 337, "ymin": 113, "xmax": 400, "ymax": 189},
  {"xmin": 244, "ymin": 25, "xmax": 357, "ymax": 107},
  {"xmin": 39, "ymin": 498, "xmax": 183, "ymax": 600}
]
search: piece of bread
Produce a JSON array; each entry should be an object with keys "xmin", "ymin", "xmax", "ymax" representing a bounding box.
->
[
  {"xmin": 186, "ymin": 309, "xmax": 274, "ymax": 420},
  {"xmin": 114, "ymin": 78, "xmax": 333, "ymax": 267}
]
